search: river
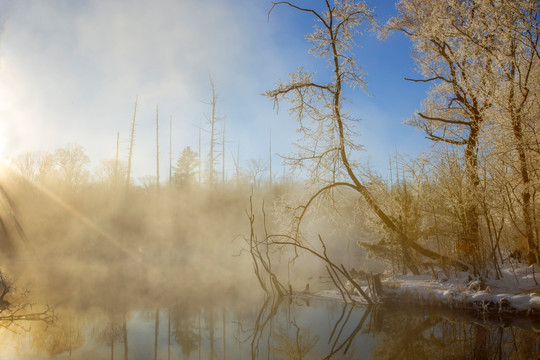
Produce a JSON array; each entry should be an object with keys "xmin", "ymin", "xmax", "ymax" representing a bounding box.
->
[{"xmin": 1, "ymin": 289, "xmax": 539, "ymax": 359}]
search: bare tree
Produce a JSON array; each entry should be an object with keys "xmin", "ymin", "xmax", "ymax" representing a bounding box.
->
[
  {"xmin": 222, "ymin": 119, "xmax": 226, "ymax": 185},
  {"xmin": 155, "ymin": 105, "xmax": 160, "ymax": 192},
  {"xmin": 231, "ymin": 141, "xmax": 242, "ymax": 186},
  {"xmin": 114, "ymin": 132, "xmax": 120, "ymax": 189},
  {"xmin": 53, "ymin": 143, "xmax": 90, "ymax": 191},
  {"xmin": 97, "ymin": 159, "xmax": 127, "ymax": 188},
  {"xmin": 169, "ymin": 115, "xmax": 173, "ymax": 186},
  {"xmin": 269, "ymin": 127, "xmax": 273, "ymax": 188},
  {"xmin": 203, "ymin": 78, "xmax": 223, "ymax": 187},
  {"xmin": 126, "ymin": 96, "xmax": 138, "ymax": 189},
  {"xmin": 248, "ymin": 158, "xmax": 268, "ymax": 188},
  {"xmin": 11, "ymin": 151, "xmax": 54, "ymax": 183}
]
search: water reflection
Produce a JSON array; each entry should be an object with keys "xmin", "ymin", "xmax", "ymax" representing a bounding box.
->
[{"xmin": 0, "ymin": 292, "xmax": 539, "ymax": 359}]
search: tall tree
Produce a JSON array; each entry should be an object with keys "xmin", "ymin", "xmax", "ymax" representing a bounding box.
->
[
  {"xmin": 155, "ymin": 105, "xmax": 160, "ymax": 192},
  {"xmin": 267, "ymin": 0, "xmax": 466, "ymax": 273},
  {"xmin": 480, "ymin": 0, "xmax": 540, "ymax": 264},
  {"xmin": 126, "ymin": 96, "xmax": 138, "ymax": 189},
  {"xmin": 198, "ymin": 119, "xmax": 202, "ymax": 186},
  {"xmin": 222, "ymin": 119, "xmax": 226, "ymax": 185},
  {"xmin": 204, "ymin": 78, "xmax": 222, "ymax": 187},
  {"xmin": 387, "ymin": 0, "xmax": 498, "ymax": 266},
  {"xmin": 169, "ymin": 115, "xmax": 173, "ymax": 186},
  {"xmin": 269, "ymin": 127, "xmax": 273, "ymax": 188},
  {"xmin": 114, "ymin": 132, "xmax": 120, "ymax": 189}
]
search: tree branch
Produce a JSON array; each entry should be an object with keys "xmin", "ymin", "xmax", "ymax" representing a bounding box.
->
[
  {"xmin": 269, "ymin": 1, "xmax": 329, "ymax": 29},
  {"xmin": 418, "ymin": 112, "xmax": 471, "ymax": 126}
]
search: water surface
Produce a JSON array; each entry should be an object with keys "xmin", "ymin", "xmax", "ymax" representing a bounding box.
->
[{"xmin": 1, "ymin": 290, "xmax": 539, "ymax": 359}]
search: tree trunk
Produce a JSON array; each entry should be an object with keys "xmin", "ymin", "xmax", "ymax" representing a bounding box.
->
[
  {"xmin": 156, "ymin": 105, "xmax": 160, "ymax": 193},
  {"xmin": 508, "ymin": 54, "xmax": 538, "ymax": 264},
  {"xmin": 126, "ymin": 96, "xmax": 138, "ymax": 189},
  {"xmin": 461, "ymin": 116, "xmax": 481, "ymax": 266},
  {"xmin": 512, "ymin": 113, "xmax": 537, "ymax": 264}
]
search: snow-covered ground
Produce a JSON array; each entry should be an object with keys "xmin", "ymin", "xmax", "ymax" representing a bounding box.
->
[{"xmin": 312, "ymin": 262, "xmax": 540, "ymax": 315}]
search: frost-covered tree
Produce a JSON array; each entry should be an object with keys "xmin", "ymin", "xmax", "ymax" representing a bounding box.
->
[
  {"xmin": 266, "ymin": 0, "xmax": 466, "ymax": 274},
  {"xmin": 386, "ymin": 0, "xmax": 500, "ymax": 266},
  {"xmin": 388, "ymin": 0, "xmax": 540, "ymax": 265},
  {"xmin": 474, "ymin": 0, "xmax": 540, "ymax": 264}
]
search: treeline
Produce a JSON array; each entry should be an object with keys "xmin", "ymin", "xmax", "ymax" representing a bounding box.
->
[{"xmin": 8, "ymin": 141, "xmax": 275, "ymax": 193}]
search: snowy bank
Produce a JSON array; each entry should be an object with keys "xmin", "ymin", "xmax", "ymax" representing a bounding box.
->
[
  {"xmin": 381, "ymin": 263, "xmax": 540, "ymax": 315},
  {"xmin": 306, "ymin": 262, "xmax": 540, "ymax": 316}
]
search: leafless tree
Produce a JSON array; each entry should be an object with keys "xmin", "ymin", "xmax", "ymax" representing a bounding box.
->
[{"xmin": 126, "ymin": 96, "xmax": 138, "ymax": 189}]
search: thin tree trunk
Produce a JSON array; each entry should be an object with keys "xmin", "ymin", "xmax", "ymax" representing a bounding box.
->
[
  {"xmin": 115, "ymin": 132, "xmax": 120, "ymax": 189},
  {"xmin": 198, "ymin": 119, "xmax": 202, "ymax": 186},
  {"xmin": 269, "ymin": 127, "xmax": 272, "ymax": 188},
  {"xmin": 154, "ymin": 308, "xmax": 160, "ymax": 360},
  {"xmin": 156, "ymin": 105, "xmax": 160, "ymax": 193},
  {"xmin": 168, "ymin": 308, "xmax": 171, "ymax": 360},
  {"xmin": 222, "ymin": 310, "xmax": 226, "ymax": 360},
  {"xmin": 126, "ymin": 96, "xmax": 138, "ymax": 190},
  {"xmin": 222, "ymin": 119, "xmax": 226, "ymax": 186},
  {"xmin": 236, "ymin": 141, "xmax": 240, "ymax": 185},
  {"xmin": 123, "ymin": 314, "xmax": 128, "ymax": 360},
  {"xmin": 169, "ymin": 116, "xmax": 172, "ymax": 187},
  {"xmin": 207, "ymin": 78, "xmax": 218, "ymax": 187}
]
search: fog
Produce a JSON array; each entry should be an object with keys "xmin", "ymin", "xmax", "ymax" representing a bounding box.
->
[
  {"xmin": 0, "ymin": 168, "xmax": 388, "ymax": 358},
  {"xmin": 2, "ymin": 178, "xmax": 247, "ymax": 307},
  {"xmin": 0, "ymin": 163, "xmax": 369, "ymax": 316}
]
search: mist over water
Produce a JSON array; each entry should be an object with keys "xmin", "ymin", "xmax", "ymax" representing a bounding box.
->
[
  {"xmin": 2, "ymin": 177, "xmax": 265, "ymax": 308},
  {"xmin": 0, "ymin": 166, "xmax": 539, "ymax": 359}
]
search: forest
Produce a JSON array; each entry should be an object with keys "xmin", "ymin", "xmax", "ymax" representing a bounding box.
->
[{"xmin": 0, "ymin": 1, "xmax": 539, "ymax": 352}]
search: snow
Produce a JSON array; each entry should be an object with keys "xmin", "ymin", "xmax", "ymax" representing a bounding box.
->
[{"xmin": 311, "ymin": 262, "xmax": 540, "ymax": 315}]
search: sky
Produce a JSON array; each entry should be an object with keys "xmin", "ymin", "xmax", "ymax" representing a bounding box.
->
[{"xmin": 0, "ymin": 0, "xmax": 430, "ymax": 183}]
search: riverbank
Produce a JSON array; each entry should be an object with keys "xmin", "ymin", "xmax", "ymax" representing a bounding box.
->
[
  {"xmin": 312, "ymin": 262, "xmax": 540, "ymax": 317},
  {"xmin": 382, "ymin": 263, "xmax": 540, "ymax": 316}
]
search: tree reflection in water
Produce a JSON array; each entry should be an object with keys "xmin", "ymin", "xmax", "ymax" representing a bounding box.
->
[
  {"xmin": 93, "ymin": 312, "xmax": 122, "ymax": 360},
  {"xmin": 369, "ymin": 305, "xmax": 540, "ymax": 360},
  {"xmin": 0, "ymin": 293, "xmax": 539, "ymax": 359}
]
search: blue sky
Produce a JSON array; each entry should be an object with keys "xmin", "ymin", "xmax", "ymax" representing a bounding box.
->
[{"xmin": 0, "ymin": 0, "xmax": 430, "ymax": 182}]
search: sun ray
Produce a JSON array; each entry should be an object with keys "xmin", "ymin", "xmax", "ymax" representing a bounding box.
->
[{"xmin": 4, "ymin": 163, "xmax": 145, "ymax": 266}]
